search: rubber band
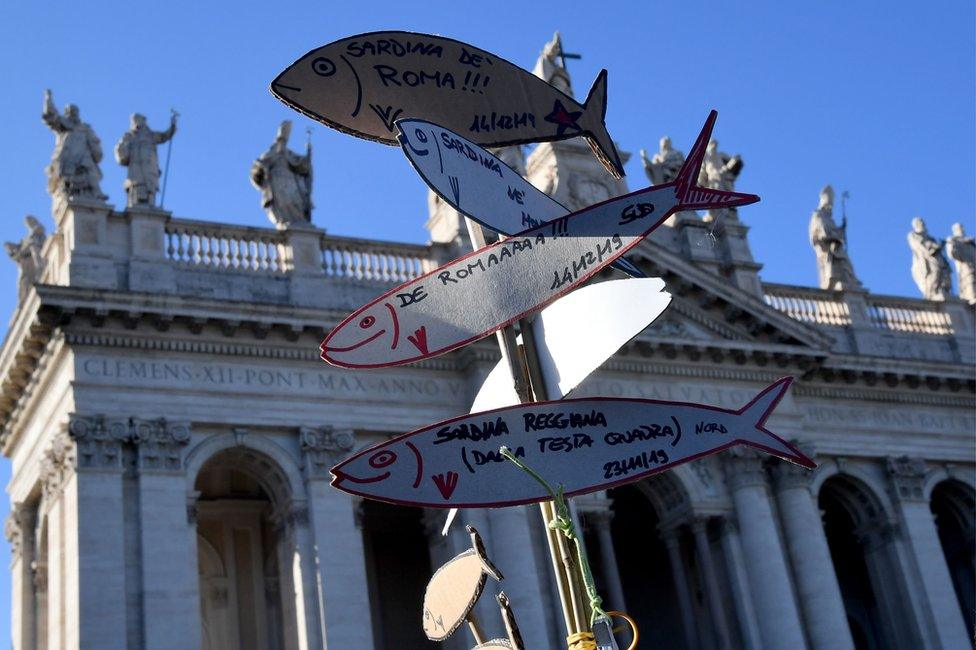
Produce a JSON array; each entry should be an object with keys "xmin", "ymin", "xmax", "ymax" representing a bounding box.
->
[{"xmin": 566, "ymin": 631, "xmax": 597, "ymax": 650}]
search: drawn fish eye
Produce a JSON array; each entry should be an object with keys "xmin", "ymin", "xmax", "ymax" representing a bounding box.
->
[
  {"xmin": 413, "ymin": 128, "xmax": 428, "ymax": 143},
  {"xmin": 311, "ymin": 57, "xmax": 336, "ymax": 77},
  {"xmin": 369, "ymin": 450, "xmax": 397, "ymax": 468},
  {"xmin": 359, "ymin": 315, "xmax": 376, "ymax": 329}
]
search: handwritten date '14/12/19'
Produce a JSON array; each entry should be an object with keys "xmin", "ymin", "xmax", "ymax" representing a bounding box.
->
[{"xmin": 330, "ymin": 379, "xmax": 816, "ymax": 509}]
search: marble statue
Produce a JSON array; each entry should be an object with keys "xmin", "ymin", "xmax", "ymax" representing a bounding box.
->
[
  {"xmin": 808, "ymin": 185, "xmax": 861, "ymax": 291},
  {"xmin": 699, "ymin": 140, "xmax": 743, "ymax": 222},
  {"xmin": 5, "ymin": 215, "xmax": 47, "ymax": 301},
  {"xmin": 114, "ymin": 112, "xmax": 177, "ymax": 207},
  {"xmin": 946, "ymin": 222, "xmax": 975, "ymax": 304},
  {"xmin": 41, "ymin": 90, "xmax": 106, "ymax": 201},
  {"xmin": 533, "ymin": 32, "xmax": 573, "ymax": 96},
  {"xmin": 640, "ymin": 136, "xmax": 685, "ymax": 185},
  {"xmin": 908, "ymin": 218, "xmax": 952, "ymax": 301},
  {"xmin": 250, "ymin": 121, "xmax": 313, "ymax": 228}
]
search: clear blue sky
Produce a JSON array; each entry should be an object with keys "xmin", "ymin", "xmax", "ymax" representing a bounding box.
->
[{"xmin": 0, "ymin": 0, "xmax": 973, "ymax": 641}]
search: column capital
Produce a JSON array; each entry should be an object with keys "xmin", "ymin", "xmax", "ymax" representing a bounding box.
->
[
  {"xmin": 300, "ymin": 426, "xmax": 355, "ymax": 480},
  {"xmin": 771, "ymin": 443, "xmax": 817, "ymax": 492},
  {"xmin": 67, "ymin": 413, "xmax": 129, "ymax": 471},
  {"xmin": 886, "ymin": 455, "xmax": 928, "ymax": 502},
  {"xmin": 39, "ymin": 431, "xmax": 77, "ymax": 503},
  {"xmin": 130, "ymin": 417, "xmax": 191, "ymax": 472},
  {"xmin": 4, "ymin": 503, "xmax": 28, "ymax": 560},
  {"xmin": 723, "ymin": 448, "xmax": 769, "ymax": 492}
]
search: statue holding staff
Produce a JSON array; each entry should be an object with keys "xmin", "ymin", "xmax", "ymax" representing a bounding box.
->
[
  {"xmin": 809, "ymin": 185, "xmax": 861, "ymax": 290},
  {"xmin": 250, "ymin": 120, "xmax": 313, "ymax": 228},
  {"xmin": 114, "ymin": 112, "xmax": 177, "ymax": 207},
  {"xmin": 41, "ymin": 90, "xmax": 106, "ymax": 201}
]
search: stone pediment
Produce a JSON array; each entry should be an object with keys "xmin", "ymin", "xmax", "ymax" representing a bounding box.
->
[{"xmin": 623, "ymin": 238, "xmax": 836, "ymax": 352}]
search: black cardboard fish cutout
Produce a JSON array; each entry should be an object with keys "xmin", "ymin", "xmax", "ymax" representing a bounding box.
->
[{"xmin": 271, "ymin": 31, "xmax": 624, "ymax": 177}]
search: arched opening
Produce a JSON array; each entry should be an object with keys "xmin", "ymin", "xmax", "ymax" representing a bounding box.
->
[
  {"xmin": 360, "ymin": 499, "xmax": 433, "ymax": 650},
  {"xmin": 606, "ymin": 484, "xmax": 686, "ymax": 644},
  {"xmin": 194, "ymin": 448, "xmax": 298, "ymax": 650},
  {"xmin": 930, "ymin": 480, "xmax": 975, "ymax": 633},
  {"xmin": 819, "ymin": 475, "xmax": 916, "ymax": 650}
]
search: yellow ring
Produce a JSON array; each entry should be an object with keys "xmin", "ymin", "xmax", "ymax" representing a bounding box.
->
[{"xmin": 605, "ymin": 611, "xmax": 639, "ymax": 650}]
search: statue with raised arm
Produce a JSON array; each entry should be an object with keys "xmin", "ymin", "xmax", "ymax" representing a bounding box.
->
[
  {"xmin": 5, "ymin": 216, "xmax": 47, "ymax": 301},
  {"xmin": 947, "ymin": 222, "xmax": 975, "ymax": 304},
  {"xmin": 809, "ymin": 185, "xmax": 862, "ymax": 290},
  {"xmin": 640, "ymin": 136, "xmax": 685, "ymax": 185},
  {"xmin": 41, "ymin": 90, "xmax": 106, "ymax": 201},
  {"xmin": 114, "ymin": 112, "xmax": 177, "ymax": 207},
  {"xmin": 699, "ymin": 139, "xmax": 743, "ymax": 222},
  {"xmin": 250, "ymin": 121, "xmax": 312, "ymax": 228},
  {"xmin": 908, "ymin": 217, "xmax": 952, "ymax": 301}
]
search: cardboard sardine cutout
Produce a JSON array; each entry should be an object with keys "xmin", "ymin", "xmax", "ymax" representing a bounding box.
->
[
  {"xmin": 472, "ymin": 277, "xmax": 671, "ymax": 412},
  {"xmin": 271, "ymin": 31, "xmax": 625, "ymax": 177},
  {"xmin": 423, "ymin": 525, "xmax": 503, "ymax": 641},
  {"xmin": 320, "ymin": 111, "xmax": 756, "ymax": 369},
  {"xmin": 331, "ymin": 377, "xmax": 815, "ymax": 508},
  {"xmin": 473, "ymin": 592, "xmax": 525, "ymax": 650},
  {"xmin": 396, "ymin": 118, "xmax": 642, "ymax": 277}
]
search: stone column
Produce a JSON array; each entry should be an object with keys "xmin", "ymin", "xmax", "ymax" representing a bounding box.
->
[
  {"xmin": 885, "ymin": 457, "xmax": 970, "ymax": 649},
  {"xmin": 725, "ymin": 450, "xmax": 807, "ymax": 649},
  {"xmin": 6, "ymin": 503, "xmax": 36, "ymax": 650},
  {"xmin": 718, "ymin": 521, "xmax": 762, "ymax": 650},
  {"xmin": 691, "ymin": 517, "xmax": 732, "ymax": 649},
  {"xmin": 55, "ymin": 420, "xmax": 129, "ymax": 649},
  {"xmin": 582, "ymin": 508, "xmax": 627, "ymax": 613},
  {"xmin": 487, "ymin": 506, "xmax": 557, "ymax": 649},
  {"xmin": 772, "ymin": 459, "xmax": 854, "ymax": 650},
  {"xmin": 130, "ymin": 417, "xmax": 201, "ymax": 650},
  {"xmin": 301, "ymin": 427, "xmax": 373, "ymax": 649},
  {"xmin": 661, "ymin": 527, "xmax": 699, "ymax": 650}
]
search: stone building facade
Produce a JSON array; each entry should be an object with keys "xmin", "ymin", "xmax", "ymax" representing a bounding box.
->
[{"xmin": 3, "ymin": 62, "xmax": 975, "ymax": 650}]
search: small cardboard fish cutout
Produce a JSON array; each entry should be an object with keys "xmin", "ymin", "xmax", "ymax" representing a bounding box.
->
[
  {"xmin": 271, "ymin": 31, "xmax": 625, "ymax": 177},
  {"xmin": 473, "ymin": 592, "xmax": 525, "ymax": 650},
  {"xmin": 320, "ymin": 111, "xmax": 756, "ymax": 369},
  {"xmin": 396, "ymin": 119, "xmax": 642, "ymax": 277},
  {"xmin": 423, "ymin": 525, "xmax": 503, "ymax": 641},
  {"xmin": 471, "ymin": 277, "xmax": 671, "ymax": 412},
  {"xmin": 331, "ymin": 377, "xmax": 815, "ymax": 508}
]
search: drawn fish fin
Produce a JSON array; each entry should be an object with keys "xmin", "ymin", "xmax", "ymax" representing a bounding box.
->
[
  {"xmin": 737, "ymin": 377, "xmax": 817, "ymax": 469},
  {"xmin": 466, "ymin": 525, "xmax": 504, "ymax": 581},
  {"xmin": 674, "ymin": 110, "xmax": 760, "ymax": 211},
  {"xmin": 580, "ymin": 69, "xmax": 625, "ymax": 179}
]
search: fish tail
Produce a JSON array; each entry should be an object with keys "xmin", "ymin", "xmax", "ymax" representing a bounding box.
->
[
  {"xmin": 581, "ymin": 69, "xmax": 625, "ymax": 179},
  {"xmin": 466, "ymin": 525, "xmax": 504, "ymax": 581},
  {"xmin": 673, "ymin": 110, "xmax": 761, "ymax": 211},
  {"xmin": 737, "ymin": 377, "xmax": 817, "ymax": 469}
]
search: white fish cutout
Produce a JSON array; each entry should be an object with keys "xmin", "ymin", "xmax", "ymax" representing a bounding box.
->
[
  {"xmin": 271, "ymin": 31, "xmax": 624, "ymax": 177},
  {"xmin": 471, "ymin": 277, "xmax": 671, "ymax": 412},
  {"xmin": 331, "ymin": 378, "xmax": 815, "ymax": 508},
  {"xmin": 320, "ymin": 111, "xmax": 756, "ymax": 369},
  {"xmin": 473, "ymin": 592, "xmax": 525, "ymax": 650},
  {"xmin": 396, "ymin": 118, "xmax": 643, "ymax": 278},
  {"xmin": 423, "ymin": 525, "xmax": 503, "ymax": 641}
]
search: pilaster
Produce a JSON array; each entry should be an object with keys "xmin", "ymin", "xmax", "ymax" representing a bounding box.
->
[
  {"xmin": 885, "ymin": 456, "xmax": 970, "ymax": 649},
  {"xmin": 6, "ymin": 502, "xmax": 36, "ymax": 650},
  {"xmin": 724, "ymin": 449, "xmax": 808, "ymax": 649},
  {"xmin": 771, "ymin": 452, "xmax": 854, "ymax": 650},
  {"xmin": 301, "ymin": 427, "xmax": 372, "ymax": 649}
]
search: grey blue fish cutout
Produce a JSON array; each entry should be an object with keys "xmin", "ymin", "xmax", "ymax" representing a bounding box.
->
[{"xmin": 271, "ymin": 31, "xmax": 625, "ymax": 177}]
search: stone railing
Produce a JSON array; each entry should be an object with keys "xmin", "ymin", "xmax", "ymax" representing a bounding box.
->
[
  {"xmin": 763, "ymin": 284, "xmax": 956, "ymax": 335},
  {"xmin": 165, "ymin": 219, "xmax": 287, "ymax": 273},
  {"xmin": 320, "ymin": 234, "xmax": 435, "ymax": 282},
  {"xmin": 763, "ymin": 285, "xmax": 852, "ymax": 327},
  {"xmin": 866, "ymin": 295, "xmax": 954, "ymax": 335}
]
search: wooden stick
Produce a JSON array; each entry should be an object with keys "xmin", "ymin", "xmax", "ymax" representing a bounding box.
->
[
  {"xmin": 463, "ymin": 218, "xmax": 580, "ymax": 640},
  {"xmin": 466, "ymin": 612, "xmax": 487, "ymax": 645}
]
